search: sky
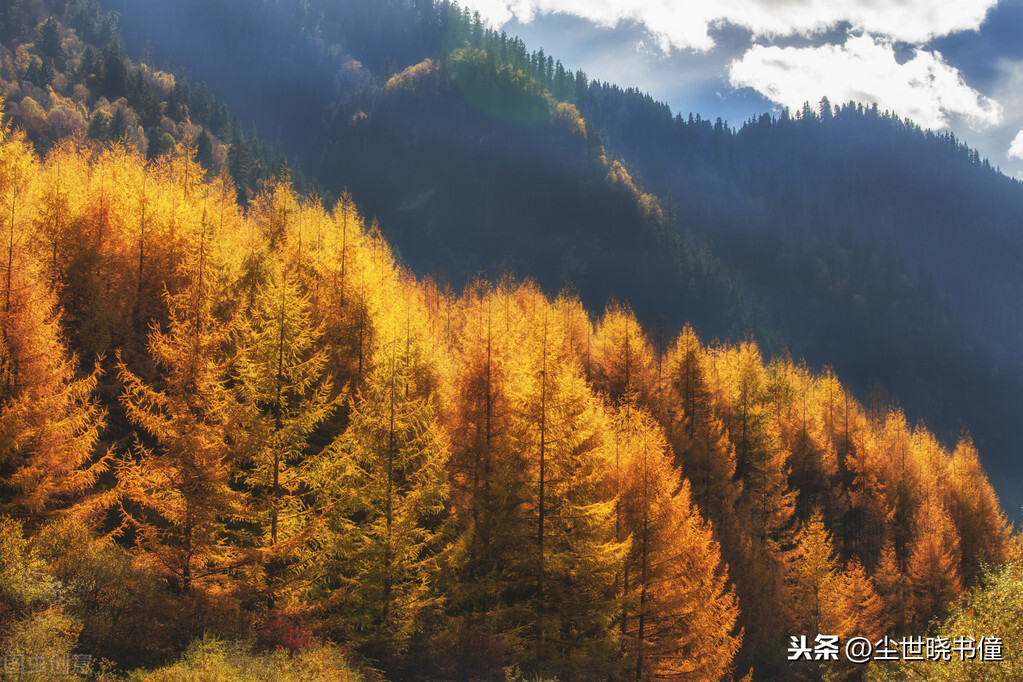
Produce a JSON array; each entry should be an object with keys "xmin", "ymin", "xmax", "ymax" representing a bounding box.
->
[{"xmin": 465, "ymin": 0, "xmax": 1023, "ymax": 179}]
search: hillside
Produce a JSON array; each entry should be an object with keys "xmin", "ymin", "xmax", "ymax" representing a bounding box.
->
[
  {"xmin": 0, "ymin": 120, "xmax": 1014, "ymax": 680},
  {"xmin": 97, "ymin": 0, "xmax": 1023, "ymax": 518},
  {"xmin": 0, "ymin": 1, "xmax": 1021, "ymax": 680},
  {"xmin": 0, "ymin": 0, "xmax": 290, "ymax": 201}
]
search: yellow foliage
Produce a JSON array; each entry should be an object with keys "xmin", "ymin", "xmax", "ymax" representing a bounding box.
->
[
  {"xmin": 555, "ymin": 101, "xmax": 585, "ymax": 137},
  {"xmin": 16, "ymin": 96, "xmax": 46, "ymax": 135},
  {"xmin": 384, "ymin": 58, "xmax": 435, "ymax": 94},
  {"xmin": 142, "ymin": 65, "xmax": 177, "ymax": 97}
]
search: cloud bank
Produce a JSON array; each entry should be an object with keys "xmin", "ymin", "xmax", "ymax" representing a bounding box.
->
[
  {"xmin": 469, "ymin": 0, "xmax": 1005, "ymax": 132},
  {"xmin": 469, "ymin": 0, "xmax": 998, "ymax": 52},
  {"xmin": 1010, "ymin": 130, "xmax": 1023, "ymax": 159},
  {"xmin": 728, "ymin": 35, "xmax": 1003, "ymax": 129}
]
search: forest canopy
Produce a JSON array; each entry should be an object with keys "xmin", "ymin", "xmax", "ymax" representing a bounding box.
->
[{"xmin": 0, "ymin": 115, "xmax": 1015, "ymax": 679}]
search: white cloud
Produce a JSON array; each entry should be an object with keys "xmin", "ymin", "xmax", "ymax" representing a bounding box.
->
[
  {"xmin": 727, "ymin": 35, "xmax": 1002, "ymax": 130},
  {"xmin": 1010, "ymin": 130, "xmax": 1023, "ymax": 159},
  {"xmin": 468, "ymin": 0, "xmax": 998, "ymax": 52}
]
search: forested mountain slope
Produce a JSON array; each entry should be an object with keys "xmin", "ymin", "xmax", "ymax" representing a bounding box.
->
[
  {"xmin": 0, "ymin": 0, "xmax": 290, "ymax": 199},
  {"xmin": 576, "ymin": 89, "xmax": 1023, "ymax": 511},
  {"xmin": 94, "ymin": 0, "xmax": 1023, "ymax": 518},
  {"xmin": 0, "ymin": 118, "xmax": 1015, "ymax": 680},
  {"xmin": 2, "ymin": 4, "xmax": 1020, "ymax": 682}
]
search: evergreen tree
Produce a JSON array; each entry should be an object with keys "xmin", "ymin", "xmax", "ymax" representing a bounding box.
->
[
  {"xmin": 786, "ymin": 511, "xmax": 842, "ymax": 680},
  {"xmin": 663, "ymin": 325, "xmax": 739, "ymax": 527},
  {"xmin": 949, "ymin": 436, "xmax": 1012, "ymax": 587},
  {"xmin": 443, "ymin": 280, "xmax": 534, "ymax": 676},
  {"xmin": 0, "ymin": 130, "xmax": 108, "ymax": 522},
  {"xmin": 908, "ymin": 498, "xmax": 962, "ymax": 629},
  {"xmin": 836, "ymin": 556, "xmax": 886, "ymax": 644},
  {"xmin": 788, "ymin": 511, "xmax": 842, "ymax": 636},
  {"xmin": 235, "ymin": 255, "xmax": 341, "ymax": 605},
  {"xmin": 510, "ymin": 300, "xmax": 626, "ymax": 679},
  {"xmin": 591, "ymin": 301, "xmax": 655, "ymax": 405},
  {"xmin": 874, "ymin": 539, "xmax": 913, "ymax": 633},
  {"xmin": 195, "ymin": 131, "xmax": 215, "ymax": 172}
]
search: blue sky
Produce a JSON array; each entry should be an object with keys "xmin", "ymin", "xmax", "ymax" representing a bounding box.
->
[{"xmin": 467, "ymin": 0, "xmax": 1023, "ymax": 179}]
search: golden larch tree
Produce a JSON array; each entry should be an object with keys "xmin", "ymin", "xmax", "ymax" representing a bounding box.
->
[{"xmin": 613, "ymin": 401, "xmax": 740, "ymax": 681}]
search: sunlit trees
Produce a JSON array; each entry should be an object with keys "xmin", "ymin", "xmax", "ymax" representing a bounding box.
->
[
  {"xmin": 311, "ymin": 337, "xmax": 450, "ymax": 669},
  {"xmin": 0, "ymin": 128, "xmax": 108, "ymax": 523},
  {"xmin": 768, "ymin": 361, "xmax": 839, "ymax": 524},
  {"xmin": 0, "ymin": 277, "xmax": 108, "ymax": 522},
  {"xmin": 662, "ymin": 325, "xmax": 738, "ymax": 529},
  {"xmin": 871, "ymin": 559, "xmax": 1023, "ymax": 681},
  {"xmin": 700, "ymin": 339, "xmax": 795, "ymax": 676},
  {"xmin": 787, "ymin": 511, "xmax": 842, "ymax": 636},
  {"xmin": 786, "ymin": 511, "xmax": 842, "ymax": 680},
  {"xmin": 510, "ymin": 295, "xmax": 626, "ymax": 679},
  {"xmin": 874, "ymin": 539, "xmax": 913, "ymax": 634},
  {"xmin": 908, "ymin": 498, "xmax": 962, "ymax": 629},
  {"xmin": 949, "ymin": 436, "xmax": 1012, "ymax": 587},
  {"xmin": 442, "ymin": 279, "xmax": 535, "ymax": 675},
  {"xmin": 613, "ymin": 402, "xmax": 740, "ymax": 680},
  {"xmin": 234, "ymin": 257, "xmax": 341, "ymax": 605},
  {"xmin": 591, "ymin": 301, "xmax": 655, "ymax": 405},
  {"xmin": 0, "ymin": 90, "xmax": 1014, "ymax": 680}
]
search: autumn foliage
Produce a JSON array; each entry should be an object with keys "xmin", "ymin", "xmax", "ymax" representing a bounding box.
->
[{"xmin": 0, "ymin": 116, "xmax": 1015, "ymax": 681}]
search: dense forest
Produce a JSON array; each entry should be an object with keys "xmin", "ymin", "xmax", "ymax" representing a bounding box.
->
[
  {"xmin": 92, "ymin": 0, "xmax": 1023, "ymax": 518},
  {"xmin": 0, "ymin": 1, "xmax": 1021, "ymax": 681},
  {"xmin": 0, "ymin": 0, "xmax": 293, "ymax": 201},
  {"xmin": 0, "ymin": 116, "xmax": 1016, "ymax": 680}
]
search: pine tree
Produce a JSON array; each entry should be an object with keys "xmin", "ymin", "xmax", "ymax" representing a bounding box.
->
[
  {"xmin": 786, "ymin": 511, "xmax": 843, "ymax": 680},
  {"xmin": 705, "ymin": 339, "xmax": 794, "ymax": 678},
  {"xmin": 663, "ymin": 325, "xmax": 739, "ymax": 527},
  {"xmin": 833, "ymin": 557, "xmax": 887, "ymax": 681},
  {"xmin": 709, "ymin": 340, "xmax": 794, "ymax": 543},
  {"xmin": 836, "ymin": 556, "xmax": 886, "ymax": 644},
  {"xmin": 591, "ymin": 301, "xmax": 655, "ymax": 405},
  {"xmin": 873, "ymin": 539, "xmax": 912, "ymax": 633},
  {"xmin": 0, "ymin": 279, "xmax": 108, "ymax": 522},
  {"xmin": 788, "ymin": 511, "xmax": 842, "ymax": 636},
  {"xmin": 949, "ymin": 436, "xmax": 1012, "ymax": 587},
  {"xmin": 0, "ymin": 125, "xmax": 108, "ymax": 523},
  {"xmin": 235, "ymin": 255, "xmax": 342, "ymax": 605},
  {"xmin": 908, "ymin": 498, "xmax": 962, "ymax": 629},
  {"xmin": 511, "ymin": 298, "xmax": 627, "ymax": 679},
  {"xmin": 443, "ymin": 279, "xmax": 534, "ymax": 675},
  {"xmin": 843, "ymin": 423, "xmax": 891, "ymax": 567},
  {"xmin": 769, "ymin": 361, "xmax": 838, "ymax": 524}
]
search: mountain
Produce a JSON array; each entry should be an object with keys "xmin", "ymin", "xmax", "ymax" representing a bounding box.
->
[{"xmin": 0, "ymin": 112, "xmax": 1013, "ymax": 681}]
